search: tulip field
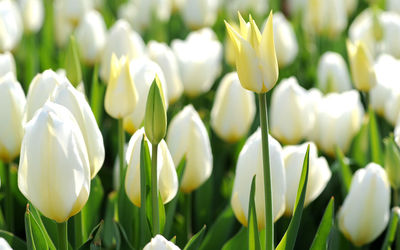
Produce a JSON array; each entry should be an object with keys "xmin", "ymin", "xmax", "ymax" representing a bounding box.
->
[{"xmin": 2, "ymin": 0, "xmax": 400, "ymax": 249}]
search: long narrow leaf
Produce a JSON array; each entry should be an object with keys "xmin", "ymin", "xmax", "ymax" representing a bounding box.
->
[
  {"xmin": 381, "ymin": 207, "xmax": 400, "ymax": 250},
  {"xmin": 310, "ymin": 197, "xmax": 334, "ymax": 250},
  {"xmin": 183, "ymin": 225, "xmax": 207, "ymax": 250},
  {"xmin": 335, "ymin": 147, "xmax": 352, "ymax": 195},
  {"xmin": 25, "ymin": 205, "xmax": 48, "ymax": 250},
  {"xmin": 222, "ymin": 227, "xmax": 248, "ymax": 250},
  {"xmin": 369, "ymin": 107, "xmax": 383, "ymax": 165},
  {"xmin": 139, "ymin": 137, "xmax": 152, "ymax": 248},
  {"xmin": 248, "ymin": 176, "xmax": 261, "ymax": 250},
  {"xmin": 0, "ymin": 230, "xmax": 27, "ymax": 249}
]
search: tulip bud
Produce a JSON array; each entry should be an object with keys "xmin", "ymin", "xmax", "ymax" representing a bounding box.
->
[
  {"xmin": 100, "ymin": 20, "xmax": 145, "ymax": 83},
  {"xmin": 211, "ymin": 72, "xmax": 255, "ymax": 142},
  {"xmin": 64, "ymin": 36, "xmax": 82, "ymax": 87},
  {"xmin": 270, "ymin": 77, "xmax": 312, "ymax": 144},
  {"xmin": 283, "ymin": 142, "xmax": 331, "ymax": 215},
  {"xmin": 317, "ymin": 52, "xmax": 352, "ymax": 93},
  {"xmin": 0, "ymin": 0, "xmax": 23, "ymax": 52},
  {"xmin": 338, "ymin": 163, "xmax": 390, "ymax": 246},
  {"xmin": 75, "ymin": 10, "xmax": 106, "ymax": 65},
  {"xmin": 53, "ymin": 0, "xmax": 74, "ymax": 47},
  {"xmin": 143, "ymin": 234, "xmax": 180, "ymax": 250},
  {"xmin": 384, "ymin": 90, "xmax": 400, "ymax": 126},
  {"xmin": 0, "ymin": 72, "xmax": 26, "ymax": 162},
  {"xmin": 104, "ymin": 54, "xmax": 138, "ymax": 119},
  {"xmin": 52, "ymin": 82, "xmax": 105, "ymax": 179},
  {"xmin": 384, "ymin": 136, "xmax": 400, "ymax": 189},
  {"xmin": 144, "ymin": 76, "xmax": 167, "ymax": 145},
  {"xmin": 53, "ymin": 0, "xmax": 93, "ymax": 26},
  {"xmin": 0, "ymin": 238, "xmax": 12, "ymax": 250},
  {"xmin": 147, "ymin": 41, "xmax": 183, "ymax": 104},
  {"xmin": 272, "ymin": 12, "xmax": 298, "ymax": 68},
  {"xmin": 18, "ymin": 0, "xmax": 44, "ymax": 33},
  {"xmin": 125, "ymin": 128, "xmax": 178, "ymax": 207},
  {"xmin": 18, "ymin": 102, "xmax": 90, "ymax": 223},
  {"xmin": 231, "ymin": 128, "xmax": 286, "ymax": 229},
  {"xmin": 225, "ymin": 12, "xmax": 279, "ymax": 93},
  {"xmin": 347, "ymin": 40, "xmax": 377, "ymax": 92},
  {"xmin": 181, "ymin": 0, "xmax": 218, "ymax": 29},
  {"xmin": 0, "ymin": 52, "xmax": 16, "ymax": 77},
  {"xmin": 123, "ymin": 58, "xmax": 168, "ymax": 134},
  {"xmin": 171, "ymin": 28, "xmax": 222, "ymax": 97},
  {"xmin": 166, "ymin": 105, "xmax": 212, "ymax": 193}
]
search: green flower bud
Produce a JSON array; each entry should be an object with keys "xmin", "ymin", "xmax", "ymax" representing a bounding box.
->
[
  {"xmin": 65, "ymin": 36, "xmax": 82, "ymax": 87},
  {"xmin": 384, "ymin": 136, "xmax": 400, "ymax": 189}
]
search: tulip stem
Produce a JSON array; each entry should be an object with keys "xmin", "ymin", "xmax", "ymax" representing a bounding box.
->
[
  {"xmin": 151, "ymin": 143, "xmax": 160, "ymax": 235},
  {"xmin": 118, "ymin": 118, "xmax": 125, "ymax": 189},
  {"xmin": 5, "ymin": 163, "xmax": 14, "ymax": 232},
  {"xmin": 185, "ymin": 193, "xmax": 192, "ymax": 241},
  {"xmin": 57, "ymin": 221, "xmax": 68, "ymax": 250},
  {"xmin": 258, "ymin": 93, "xmax": 274, "ymax": 250}
]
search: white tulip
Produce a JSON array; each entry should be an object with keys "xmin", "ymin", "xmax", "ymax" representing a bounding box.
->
[
  {"xmin": 388, "ymin": 0, "xmax": 400, "ymax": 14},
  {"xmin": 0, "ymin": 238, "xmax": 12, "ymax": 250},
  {"xmin": 338, "ymin": 163, "xmax": 390, "ymax": 246},
  {"xmin": 287, "ymin": 0, "xmax": 307, "ymax": 16},
  {"xmin": 125, "ymin": 128, "xmax": 178, "ymax": 207},
  {"xmin": 225, "ymin": 0, "xmax": 268, "ymax": 18},
  {"xmin": 52, "ymin": 82, "xmax": 104, "ymax": 179},
  {"xmin": 181, "ymin": 0, "xmax": 218, "ymax": 29},
  {"xmin": 53, "ymin": 0, "xmax": 74, "ymax": 47},
  {"xmin": 317, "ymin": 52, "xmax": 352, "ymax": 93},
  {"xmin": 270, "ymin": 77, "xmax": 312, "ymax": 144},
  {"xmin": 53, "ymin": 0, "xmax": 93, "ymax": 26},
  {"xmin": 211, "ymin": 72, "xmax": 255, "ymax": 142},
  {"xmin": 75, "ymin": 10, "xmax": 107, "ymax": 65},
  {"xmin": 18, "ymin": 102, "xmax": 90, "ymax": 223},
  {"xmin": 283, "ymin": 142, "xmax": 331, "ymax": 215},
  {"xmin": 100, "ymin": 19, "xmax": 145, "ymax": 83},
  {"xmin": 18, "ymin": 0, "xmax": 43, "ymax": 33},
  {"xmin": 231, "ymin": 128, "xmax": 286, "ymax": 229},
  {"xmin": 0, "ymin": 72, "xmax": 26, "ymax": 162},
  {"xmin": 147, "ymin": 41, "xmax": 183, "ymax": 103},
  {"xmin": 144, "ymin": 234, "xmax": 180, "ymax": 250},
  {"xmin": 272, "ymin": 12, "xmax": 298, "ymax": 68},
  {"xmin": 172, "ymin": 28, "xmax": 222, "ymax": 97},
  {"xmin": 305, "ymin": 88, "xmax": 323, "ymax": 143},
  {"xmin": 166, "ymin": 105, "xmax": 212, "ymax": 193},
  {"xmin": 0, "ymin": 0, "xmax": 23, "ymax": 52},
  {"xmin": 123, "ymin": 57, "xmax": 168, "ymax": 134},
  {"xmin": 0, "ymin": 52, "xmax": 16, "ymax": 77}
]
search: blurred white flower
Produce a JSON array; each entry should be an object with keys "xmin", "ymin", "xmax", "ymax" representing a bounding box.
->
[
  {"xmin": 181, "ymin": 0, "xmax": 219, "ymax": 29},
  {"xmin": 305, "ymin": 88, "xmax": 324, "ymax": 143},
  {"xmin": 387, "ymin": 0, "xmax": 400, "ymax": 14},
  {"xmin": 225, "ymin": 0, "xmax": 268, "ymax": 18},
  {"xmin": 53, "ymin": 0, "xmax": 93, "ymax": 26},
  {"xmin": 172, "ymin": 28, "xmax": 222, "ymax": 97},
  {"xmin": 0, "ymin": 238, "xmax": 12, "ymax": 250},
  {"xmin": 18, "ymin": 0, "xmax": 44, "ymax": 33},
  {"xmin": 287, "ymin": 0, "xmax": 307, "ymax": 16},
  {"xmin": 0, "ymin": 0, "xmax": 23, "ymax": 52},
  {"xmin": 272, "ymin": 12, "xmax": 298, "ymax": 68},
  {"xmin": 144, "ymin": 234, "xmax": 180, "ymax": 250},
  {"xmin": 317, "ymin": 52, "xmax": 352, "ymax": 93},
  {"xmin": 0, "ymin": 51, "xmax": 16, "ymax": 77}
]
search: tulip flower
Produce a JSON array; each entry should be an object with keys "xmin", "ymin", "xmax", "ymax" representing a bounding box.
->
[
  {"xmin": 75, "ymin": 10, "xmax": 106, "ymax": 65},
  {"xmin": 123, "ymin": 57, "xmax": 168, "ymax": 134},
  {"xmin": 317, "ymin": 52, "xmax": 352, "ymax": 93},
  {"xmin": 147, "ymin": 41, "xmax": 183, "ymax": 104},
  {"xmin": 53, "ymin": 0, "xmax": 74, "ymax": 47},
  {"xmin": 52, "ymin": 82, "xmax": 105, "ymax": 178},
  {"xmin": 0, "ymin": 52, "xmax": 16, "ymax": 78},
  {"xmin": 0, "ymin": 0, "xmax": 23, "ymax": 52},
  {"xmin": 272, "ymin": 12, "xmax": 298, "ymax": 68},
  {"xmin": 388, "ymin": 0, "xmax": 400, "ymax": 13},
  {"xmin": 125, "ymin": 128, "xmax": 178, "ymax": 207},
  {"xmin": 181, "ymin": 0, "xmax": 218, "ymax": 29},
  {"xmin": 231, "ymin": 128, "xmax": 286, "ymax": 229},
  {"xmin": 18, "ymin": 101, "xmax": 90, "ymax": 223},
  {"xmin": 283, "ymin": 142, "xmax": 331, "ymax": 215},
  {"xmin": 18, "ymin": 0, "xmax": 44, "ymax": 33},
  {"xmin": 225, "ymin": 11, "xmax": 279, "ymax": 93},
  {"xmin": 338, "ymin": 163, "xmax": 390, "ymax": 246},
  {"xmin": 166, "ymin": 105, "xmax": 212, "ymax": 193},
  {"xmin": 304, "ymin": 88, "xmax": 323, "ymax": 143},
  {"xmin": 171, "ymin": 28, "xmax": 222, "ymax": 97},
  {"xmin": 0, "ymin": 72, "xmax": 26, "ymax": 162},
  {"xmin": 53, "ymin": 0, "xmax": 93, "ymax": 26},
  {"xmin": 100, "ymin": 20, "xmax": 145, "ymax": 83},
  {"xmin": 270, "ymin": 77, "xmax": 312, "ymax": 144},
  {"xmin": 226, "ymin": 0, "xmax": 268, "ymax": 18},
  {"xmin": 347, "ymin": 40, "xmax": 376, "ymax": 92},
  {"xmin": 143, "ymin": 234, "xmax": 180, "ymax": 250},
  {"xmin": 0, "ymin": 238, "xmax": 12, "ymax": 250},
  {"xmin": 104, "ymin": 54, "xmax": 138, "ymax": 119},
  {"xmin": 211, "ymin": 72, "xmax": 255, "ymax": 142}
]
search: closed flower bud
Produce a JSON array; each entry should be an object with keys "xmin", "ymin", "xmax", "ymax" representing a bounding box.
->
[
  {"xmin": 64, "ymin": 36, "xmax": 82, "ymax": 87},
  {"xmin": 53, "ymin": 0, "xmax": 93, "ymax": 26},
  {"xmin": 272, "ymin": 12, "xmax": 298, "ymax": 68},
  {"xmin": 347, "ymin": 40, "xmax": 376, "ymax": 92},
  {"xmin": 100, "ymin": 20, "xmax": 145, "ymax": 83},
  {"xmin": 125, "ymin": 128, "xmax": 178, "ymax": 207},
  {"xmin": 338, "ymin": 163, "xmax": 390, "ymax": 246},
  {"xmin": 231, "ymin": 128, "xmax": 286, "ymax": 229},
  {"xmin": 144, "ymin": 234, "xmax": 180, "ymax": 250},
  {"xmin": 384, "ymin": 89, "xmax": 400, "ymax": 126},
  {"xmin": 0, "ymin": 72, "xmax": 26, "ymax": 162},
  {"xmin": 104, "ymin": 54, "xmax": 138, "ymax": 119},
  {"xmin": 53, "ymin": 0, "xmax": 74, "ymax": 47},
  {"xmin": 0, "ymin": 52, "xmax": 16, "ymax": 78},
  {"xmin": 283, "ymin": 142, "xmax": 331, "ymax": 215},
  {"xmin": 123, "ymin": 58, "xmax": 168, "ymax": 134},
  {"xmin": 18, "ymin": 102, "xmax": 90, "ymax": 223},
  {"xmin": 18, "ymin": 0, "xmax": 44, "ymax": 33},
  {"xmin": 75, "ymin": 10, "xmax": 106, "ymax": 65},
  {"xmin": 166, "ymin": 105, "xmax": 212, "ymax": 193},
  {"xmin": 384, "ymin": 136, "xmax": 400, "ymax": 189},
  {"xmin": 225, "ymin": 12, "xmax": 279, "ymax": 93},
  {"xmin": 52, "ymin": 82, "xmax": 104, "ymax": 179},
  {"xmin": 181, "ymin": 0, "xmax": 218, "ymax": 29},
  {"xmin": 317, "ymin": 52, "xmax": 352, "ymax": 93},
  {"xmin": 144, "ymin": 76, "xmax": 167, "ymax": 145},
  {"xmin": 270, "ymin": 77, "xmax": 312, "ymax": 144},
  {"xmin": 0, "ymin": 0, "xmax": 23, "ymax": 52},
  {"xmin": 172, "ymin": 28, "xmax": 222, "ymax": 97},
  {"xmin": 147, "ymin": 41, "xmax": 183, "ymax": 103},
  {"xmin": 211, "ymin": 72, "xmax": 255, "ymax": 142}
]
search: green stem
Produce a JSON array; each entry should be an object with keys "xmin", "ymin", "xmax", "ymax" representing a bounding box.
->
[
  {"xmin": 185, "ymin": 193, "xmax": 192, "ymax": 241},
  {"xmin": 118, "ymin": 119, "xmax": 125, "ymax": 190},
  {"xmin": 258, "ymin": 93, "xmax": 274, "ymax": 250},
  {"xmin": 151, "ymin": 144, "xmax": 159, "ymax": 235},
  {"xmin": 5, "ymin": 163, "xmax": 14, "ymax": 232},
  {"xmin": 74, "ymin": 211, "xmax": 83, "ymax": 248},
  {"xmin": 57, "ymin": 221, "xmax": 68, "ymax": 250}
]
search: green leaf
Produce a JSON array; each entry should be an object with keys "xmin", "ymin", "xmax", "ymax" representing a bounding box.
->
[
  {"xmin": 381, "ymin": 207, "xmax": 400, "ymax": 250},
  {"xmin": 28, "ymin": 205, "xmax": 56, "ymax": 250},
  {"xmin": 65, "ymin": 35, "xmax": 82, "ymax": 87},
  {"xmin": 115, "ymin": 222, "xmax": 134, "ymax": 250},
  {"xmin": 384, "ymin": 136, "xmax": 400, "ymax": 189},
  {"xmin": 0, "ymin": 230, "xmax": 27, "ymax": 250},
  {"xmin": 89, "ymin": 64, "xmax": 105, "ymax": 125},
  {"xmin": 276, "ymin": 145, "xmax": 310, "ymax": 250},
  {"xmin": 248, "ymin": 176, "xmax": 261, "ymax": 250},
  {"xmin": 369, "ymin": 107, "xmax": 383, "ymax": 165},
  {"xmin": 335, "ymin": 147, "xmax": 352, "ymax": 195},
  {"xmin": 78, "ymin": 221, "xmax": 104, "ymax": 250},
  {"xmin": 139, "ymin": 136, "xmax": 152, "ymax": 248},
  {"xmin": 183, "ymin": 225, "xmax": 207, "ymax": 250},
  {"xmin": 25, "ymin": 205, "xmax": 49, "ymax": 250},
  {"xmin": 102, "ymin": 192, "xmax": 120, "ymax": 249},
  {"xmin": 350, "ymin": 121, "xmax": 369, "ymax": 167},
  {"xmin": 310, "ymin": 197, "xmax": 334, "ymax": 250},
  {"xmin": 222, "ymin": 227, "xmax": 248, "ymax": 250}
]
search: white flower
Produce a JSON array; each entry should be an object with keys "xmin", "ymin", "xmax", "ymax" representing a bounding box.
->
[
  {"xmin": 0, "ymin": 51, "xmax": 16, "ymax": 77},
  {"xmin": 144, "ymin": 234, "xmax": 180, "ymax": 250},
  {"xmin": 180, "ymin": 0, "xmax": 219, "ymax": 29},
  {"xmin": 0, "ymin": 0, "xmax": 23, "ymax": 51},
  {"xmin": 272, "ymin": 12, "xmax": 298, "ymax": 68},
  {"xmin": 317, "ymin": 52, "xmax": 352, "ymax": 93},
  {"xmin": 18, "ymin": 0, "xmax": 44, "ymax": 33}
]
